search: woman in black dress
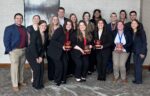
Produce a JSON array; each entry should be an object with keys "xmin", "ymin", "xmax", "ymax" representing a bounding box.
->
[
  {"xmin": 27, "ymin": 15, "xmax": 41, "ymax": 83},
  {"xmin": 26, "ymin": 20, "xmax": 47, "ymax": 89}
]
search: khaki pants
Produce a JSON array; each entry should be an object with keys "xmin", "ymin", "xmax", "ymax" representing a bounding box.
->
[
  {"xmin": 113, "ymin": 51, "xmax": 129, "ymax": 80},
  {"xmin": 9, "ymin": 48, "xmax": 26, "ymax": 87}
]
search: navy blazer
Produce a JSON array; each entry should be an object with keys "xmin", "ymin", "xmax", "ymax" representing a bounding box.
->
[
  {"xmin": 3, "ymin": 24, "xmax": 27, "ymax": 54},
  {"xmin": 107, "ymin": 23, "xmax": 117, "ymax": 38},
  {"xmin": 132, "ymin": 29, "xmax": 147, "ymax": 55},
  {"xmin": 113, "ymin": 30, "xmax": 132, "ymax": 53}
]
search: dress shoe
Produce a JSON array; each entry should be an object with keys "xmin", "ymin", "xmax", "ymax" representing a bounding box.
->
[
  {"xmin": 81, "ymin": 77, "xmax": 86, "ymax": 82},
  {"xmin": 132, "ymin": 80, "xmax": 142, "ymax": 84},
  {"xmin": 12, "ymin": 87, "xmax": 19, "ymax": 92}
]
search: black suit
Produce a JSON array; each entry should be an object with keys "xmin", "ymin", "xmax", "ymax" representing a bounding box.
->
[
  {"xmin": 47, "ymin": 26, "xmax": 66, "ymax": 84},
  {"xmin": 106, "ymin": 23, "xmax": 117, "ymax": 73},
  {"xmin": 94, "ymin": 30, "xmax": 113, "ymax": 80},
  {"xmin": 71, "ymin": 33, "xmax": 92, "ymax": 78},
  {"xmin": 26, "ymin": 30, "xmax": 47, "ymax": 89}
]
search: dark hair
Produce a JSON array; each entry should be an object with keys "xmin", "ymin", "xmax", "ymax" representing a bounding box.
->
[
  {"xmin": 58, "ymin": 7, "xmax": 65, "ymax": 11},
  {"xmin": 77, "ymin": 20, "xmax": 92, "ymax": 41},
  {"xmin": 110, "ymin": 12, "xmax": 117, "ymax": 17},
  {"xmin": 129, "ymin": 10, "xmax": 137, "ymax": 16},
  {"xmin": 92, "ymin": 9, "xmax": 102, "ymax": 19},
  {"xmin": 82, "ymin": 12, "xmax": 91, "ymax": 20},
  {"xmin": 120, "ymin": 10, "xmax": 127, "ymax": 19},
  {"xmin": 131, "ymin": 19, "xmax": 142, "ymax": 36},
  {"xmin": 38, "ymin": 20, "xmax": 47, "ymax": 25},
  {"xmin": 96, "ymin": 19, "xmax": 107, "ymax": 33},
  {"xmin": 33, "ymin": 15, "xmax": 41, "ymax": 20},
  {"xmin": 63, "ymin": 19, "xmax": 73, "ymax": 33},
  {"xmin": 14, "ymin": 13, "xmax": 23, "ymax": 19}
]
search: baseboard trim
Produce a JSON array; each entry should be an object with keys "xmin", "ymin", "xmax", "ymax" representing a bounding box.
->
[{"xmin": 0, "ymin": 63, "xmax": 150, "ymax": 70}]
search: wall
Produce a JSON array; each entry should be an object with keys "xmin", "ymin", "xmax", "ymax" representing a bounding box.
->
[
  {"xmin": 141, "ymin": 0, "xmax": 150, "ymax": 65},
  {"xmin": 0, "ymin": 0, "xmax": 149, "ymax": 65},
  {"xmin": 0, "ymin": 0, "xmax": 24, "ymax": 63}
]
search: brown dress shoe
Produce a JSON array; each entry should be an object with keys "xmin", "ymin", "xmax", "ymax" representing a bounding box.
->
[
  {"xmin": 12, "ymin": 87, "xmax": 19, "ymax": 92},
  {"xmin": 121, "ymin": 79, "xmax": 128, "ymax": 84},
  {"xmin": 113, "ymin": 77, "xmax": 118, "ymax": 83}
]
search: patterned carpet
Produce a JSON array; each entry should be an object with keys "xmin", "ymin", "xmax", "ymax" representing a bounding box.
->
[{"xmin": 0, "ymin": 68, "xmax": 150, "ymax": 96}]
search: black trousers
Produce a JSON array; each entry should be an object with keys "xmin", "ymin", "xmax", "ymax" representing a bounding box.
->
[
  {"xmin": 133, "ymin": 54, "xmax": 145, "ymax": 83},
  {"xmin": 62, "ymin": 52, "xmax": 69, "ymax": 81},
  {"xmin": 73, "ymin": 54, "xmax": 89, "ymax": 78},
  {"xmin": 47, "ymin": 55, "xmax": 55, "ymax": 80},
  {"xmin": 67, "ymin": 52, "xmax": 75, "ymax": 75},
  {"xmin": 26, "ymin": 53, "xmax": 44, "ymax": 89},
  {"xmin": 53, "ymin": 52, "xmax": 68, "ymax": 83},
  {"xmin": 96, "ymin": 50, "xmax": 110, "ymax": 80},
  {"xmin": 89, "ymin": 49, "xmax": 96, "ymax": 72}
]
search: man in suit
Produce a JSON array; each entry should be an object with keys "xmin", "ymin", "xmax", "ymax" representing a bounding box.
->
[
  {"xmin": 106, "ymin": 12, "xmax": 118, "ymax": 74},
  {"xmin": 3, "ymin": 13, "xmax": 27, "ymax": 92},
  {"xmin": 57, "ymin": 7, "xmax": 68, "ymax": 26}
]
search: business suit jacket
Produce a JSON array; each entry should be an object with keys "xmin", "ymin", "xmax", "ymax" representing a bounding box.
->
[
  {"xmin": 113, "ymin": 30, "xmax": 133, "ymax": 53},
  {"xmin": 71, "ymin": 34, "xmax": 92, "ymax": 58},
  {"xmin": 26, "ymin": 30, "xmax": 47, "ymax": 58},
  {"xmin": 94, "ymin": 29, "xmax": 113, "ymax": 53},
  {"xmin": 3, "ymin": 24, "xmax": 28, "ymax": 54},
  {"xmin": 132, "ymin": 29, "xmax": 147, "ymax": 55},
  {"xmin": 107, "ymin": 23, "xmax": 117, "ymax": 38},
  {"xmin": 47, "ymin": 26, "xmax": 65, "ymax": 60}
]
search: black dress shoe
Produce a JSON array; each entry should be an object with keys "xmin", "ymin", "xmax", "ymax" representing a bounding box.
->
[
  {"xmin": 61, "ymin": 81, "xmax": 66, "ymax": 84},
  {"xmin": 56, "ymin": 83, "xmax": 61, "ymax": 86},
  {"xmin": 132, "ymin": 80, "xmax": 142, "ymax": 84}
]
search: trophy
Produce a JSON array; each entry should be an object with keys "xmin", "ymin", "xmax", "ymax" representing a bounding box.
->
[
  {"xmin": 116, "ymin": 43, "xmax": 123, "ymax": 51},
  {"xmin": 94, "ymin": 40, "xmax": 102, "ymax": 48},
  {"xmin": 84, "ymin": 45, "xmax": 91, "ymax": 54},
  {"xmin": 64, "ymin": 41, "xmax": 72, "ymax": 50}
]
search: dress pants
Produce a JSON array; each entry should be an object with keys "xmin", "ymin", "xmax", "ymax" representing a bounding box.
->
[
  {"xmin": 9, "ymin": 48, "xmax": 26, "ymax": 87},
  {"xmin": 133, "ymin": 54, "xmax": 145, "ymax": 83},
  {"xmin": 96, "ymin": 50, "xmax": 110, "ymax": 80},
  {"xmin": 89, "ymin": 49, "xmax": 96, "ymax": 72},
  {"xmin": 73, "ymin": 55, "xmax": 89, "ymax": 78},
  {"xmin": 47, "ymin": 56, "xmax": 55, "ymax": 80},
  {"xmin": 26, "ymin": 53, "xmax": 44, "ymax": 89}
]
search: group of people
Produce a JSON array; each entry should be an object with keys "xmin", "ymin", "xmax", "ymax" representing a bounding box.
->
[{"xmin": 3, "ymin": 7, "xmax": 147, "ymax": 92}]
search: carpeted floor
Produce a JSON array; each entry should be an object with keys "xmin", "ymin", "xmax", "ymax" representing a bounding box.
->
[{"xmin": 0, "ymin": 68, "xmax": 150, "ymax": 96}]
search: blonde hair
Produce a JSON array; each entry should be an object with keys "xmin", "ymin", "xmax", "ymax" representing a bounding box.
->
[{"xmin": 48, "ymin": 16, "xmax": 60, "ymax": 39}]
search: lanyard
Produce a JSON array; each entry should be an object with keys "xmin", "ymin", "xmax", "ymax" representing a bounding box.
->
[{"xmin": 118, "ymin": 33, "xmax": 123, "ymax": 43}]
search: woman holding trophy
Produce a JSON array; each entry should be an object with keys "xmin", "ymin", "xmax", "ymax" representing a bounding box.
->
[
  {"xmin": 112, "ymin": 21, "xmax": 132, "ymax": 83},
  {"xmin": 71, "ymin": 20, "xmax": 92, "ymax": 82},
  {"xmin": 94, "ymin": 19, "xmax": 113, "ymax": 81}
]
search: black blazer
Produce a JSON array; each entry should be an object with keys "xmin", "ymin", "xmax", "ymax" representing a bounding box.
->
[
  {"xmin": 47, "ymin": 26, "xmax": 65, "ymax": 60},
  {"xmin": 94, "ymin": 30, "xmax": 113, "ymax": 52},
  {"xmin": 113, "ymin": 30, "xmax": 133, "ymax": 53},
  {"xmin": 26, "ymin": 30, "xmax": 47, "ymax": 58},
  {"xmin": 132, "ymin": 29, "xmax": 147, "ymax": 55},
  {"xmin": 71, "ymin": 33, "xmax": 92, "ymax": 57}
]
